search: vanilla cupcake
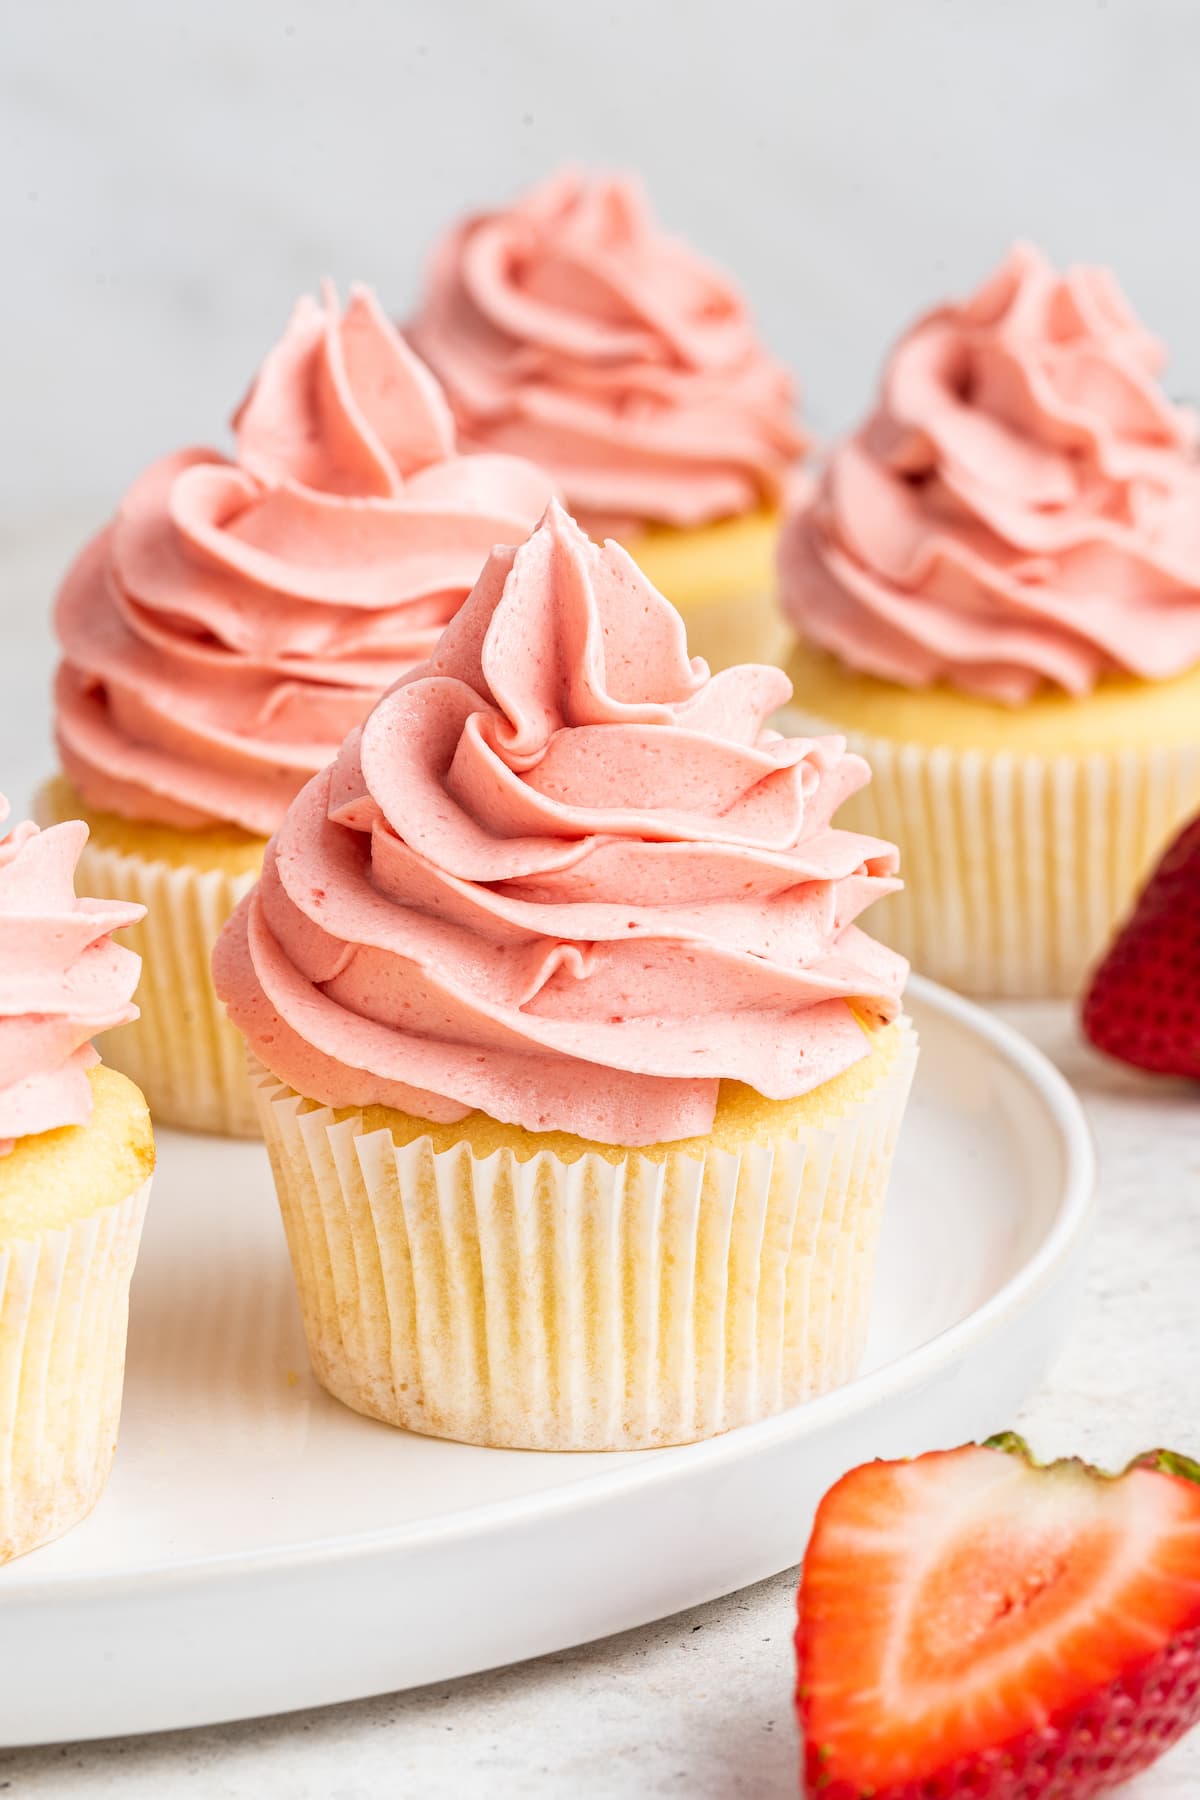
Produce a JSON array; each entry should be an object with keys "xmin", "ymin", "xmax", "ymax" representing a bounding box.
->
[
  {"xmin": 779, "ymin": 244, "xmax": 1200, "ymax": 997},
  {"xmin": 42, "ymin": 283, "xmax": 553, "ymax": 1134},
  {"xmin": 0, "ymin": 794, "xmax": 154, "ymax": 1563},
  {"xmin": 409, "ymin": 169, "xmax": 806, "ymax": 672},
  {"xmin": 214, "ymin": 501, "xmax": 915, "ymax": 1451}
]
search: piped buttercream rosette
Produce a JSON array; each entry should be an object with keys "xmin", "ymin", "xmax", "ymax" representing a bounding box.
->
[{"xmin": 217, "ymin": 502, "xmax": 905, "ymax": 1146}]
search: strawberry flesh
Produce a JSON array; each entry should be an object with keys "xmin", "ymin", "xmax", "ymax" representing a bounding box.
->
[
  {"xmin": 796, "ymin": 1437, "xmax": 1200, "ymax": 1798},
  {"xmin": 1083, "ymin": 813, "xmax": 1200, "ymax": 1079}
]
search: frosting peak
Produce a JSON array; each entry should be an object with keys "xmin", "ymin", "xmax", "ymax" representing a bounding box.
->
[
  {"xmin": 55, "ymin": 283, "xmax": 555, "ymax": 836},
  {"xmin": 215, "ymin": 502, "xmax": 906, "ymax": 1146},
  {"xmin": 0, "ymin": 795, "xmax": 144, "ymax": 1154},
  {"xmin": 234, "ymin": 281, "xmax": 457, "ymax": 497},
  {"xmin": 781, "ymin": 243, "xmax": 1200, "ymax": 703},
  {"xmin": 409, "ymin": 169, "xmax": 805, "ymax": 535}
]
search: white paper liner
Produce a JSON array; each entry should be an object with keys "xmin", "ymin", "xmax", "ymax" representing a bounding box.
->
[
  {"xmin": 779, "ymin": 712, "xmax": 1200, "ymax": 998},
  {"xmin": 68, "ymin": 841, "xmax": 260, "ymax": 1136},
  {"xmin": 252, "ymin": 1024, "xmax": 918, "ymax": 1451},
  {"xmin": 0, "ymin": 1177, "xmax": 151, "ymax": 1564}
]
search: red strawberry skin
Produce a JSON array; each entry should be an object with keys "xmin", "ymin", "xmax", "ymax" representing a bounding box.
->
[
  {"xmin": 1083, "ymin": 813, "xmax": 1200, "ymax": 1079},
  {"xmin": 796, "ymin": 1439, "xmax": 1200, "ymax": 1800},
  {"xmin": 804, "ymin": 1628, "xmax": 1200, "ymax": 1798}
]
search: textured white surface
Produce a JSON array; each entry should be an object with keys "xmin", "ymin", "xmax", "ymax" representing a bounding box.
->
[
  {"xmin": 3, "ymin": 0, "xmax": 1200, "ymax": 516},
  {"xmin": 0, "ymin": 1004, "xmax": 1193, "ymax": 1794}
]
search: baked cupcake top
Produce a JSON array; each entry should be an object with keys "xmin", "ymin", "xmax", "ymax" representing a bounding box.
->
[
  {"xmin": 214, "ymin": 501, "xmax": 906, "ymax": 1147},
  {"xmin": 54, "ymin": 283, "xmax": 554, "ymax": 838},
  {"xmin": 0, "ymin": 794, "xmax": 143, "ymax": 1153},
  {"xmin": 408, "ymin": 169, "xmax": 805, "ymax": 538},
  {"xmin": 780, "ymin": 243, "xmax": 1200, "ymax": 704}
]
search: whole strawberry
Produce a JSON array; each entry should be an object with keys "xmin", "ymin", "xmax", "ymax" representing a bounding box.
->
[
  {"xmin": 796, "ymin": 1435, "xmax": 1200, "ymax": 1799},
  {"xmin": 1083, "ymin": 813, "xmax": 1200, "ymax": 1079}
]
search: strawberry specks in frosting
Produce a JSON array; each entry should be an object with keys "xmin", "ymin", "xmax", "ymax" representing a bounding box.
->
[
  {"xmin": 781, "ymin": 242, "xmax": 1200, "ymax": 703},
  {"xmin": 54, "ymin": 283, "xmax": 554, "ymax": 837},
  {"xmin": 234, "ymin": 282, "xmax": 457, "ymax": 496},
  {"xmin": 409, "ymin": 170, "xmax": 805, "ymax": 536},
  {"xmin": 214, "ymin": 502, "xmax": 906, "ymax": 1145},
  {"xmin": 0, "ymin": 795, "xmax": 144, "ymax": 1154}
]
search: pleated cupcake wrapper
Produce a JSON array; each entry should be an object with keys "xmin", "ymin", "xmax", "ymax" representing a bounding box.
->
[
  {"xmin": 0, "ymin": 1177, "xmax": 151, "ymax": 1564},
  {"xmin": 780, "ymin": 712, "xmax": 1200, "ymax": 999},
  {"xmin": 69, "ymin": 841, "xmax": 260, "ymax": 1136},
  {"xmin": 252, "ymin": 1024, "xmax": 917, "ymax": 1451}
]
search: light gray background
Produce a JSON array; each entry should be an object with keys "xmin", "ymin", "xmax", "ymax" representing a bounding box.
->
[{"xmin": 3, "ymin": 0, "xmax": 1199, "ymax": 523}]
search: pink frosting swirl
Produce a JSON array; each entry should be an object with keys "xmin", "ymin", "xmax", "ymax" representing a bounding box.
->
[
  {"xmin": 781, "ymin": 243, "xmax": 1200, "ymax": 703},
  {"xmin": 55, "ymin": 283, "xmax": 555, "ymax": 835},
  {"xmin": 0, "ymin": 795, "xmax": 143, "ymax": 1155},
  {"xmin": 408, "ymin": 169, "xmax": 805, "ymax": 536},
  {"xmin": 215, "ymin": 502, "xmax": 905, "ymax": 1146}
]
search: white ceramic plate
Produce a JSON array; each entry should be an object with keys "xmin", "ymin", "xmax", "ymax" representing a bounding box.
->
[{"xmin": 0, "ymin": 978, "xmax": 1093, "ymax": 1747}]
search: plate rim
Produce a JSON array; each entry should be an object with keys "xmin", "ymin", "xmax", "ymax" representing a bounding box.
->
[{"xmin": 6, "ymin": 974, "xmax": 1095, "ymax": 1602}]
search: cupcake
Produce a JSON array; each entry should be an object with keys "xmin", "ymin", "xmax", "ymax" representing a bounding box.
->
[
  {"xmin": 213, "ymin": 500, "xmax": 915, "ymax": 1451},
  {"xmin": 779, "ymin": 244, "xmax": 1200, "ymax": 998},
  {"xmin": 408, "ymin": 168, "xmax": 806, "ymax": 673},
  {"xmin": 42, "ymin": 282, "xmax": 553, "ymax": 1134},
  {"xmin": 0, "ymin": 794, "xmax": 154, "ymax": 1563}
]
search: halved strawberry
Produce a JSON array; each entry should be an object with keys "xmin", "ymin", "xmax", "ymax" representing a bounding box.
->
[
  {"xmin": 796, "ymin": 1435, "xmax": 1200, "ymax": 1798},
  {"xmin": 1083, "ymin": 812, "xmax": 1200, "ymax": 1079}
]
